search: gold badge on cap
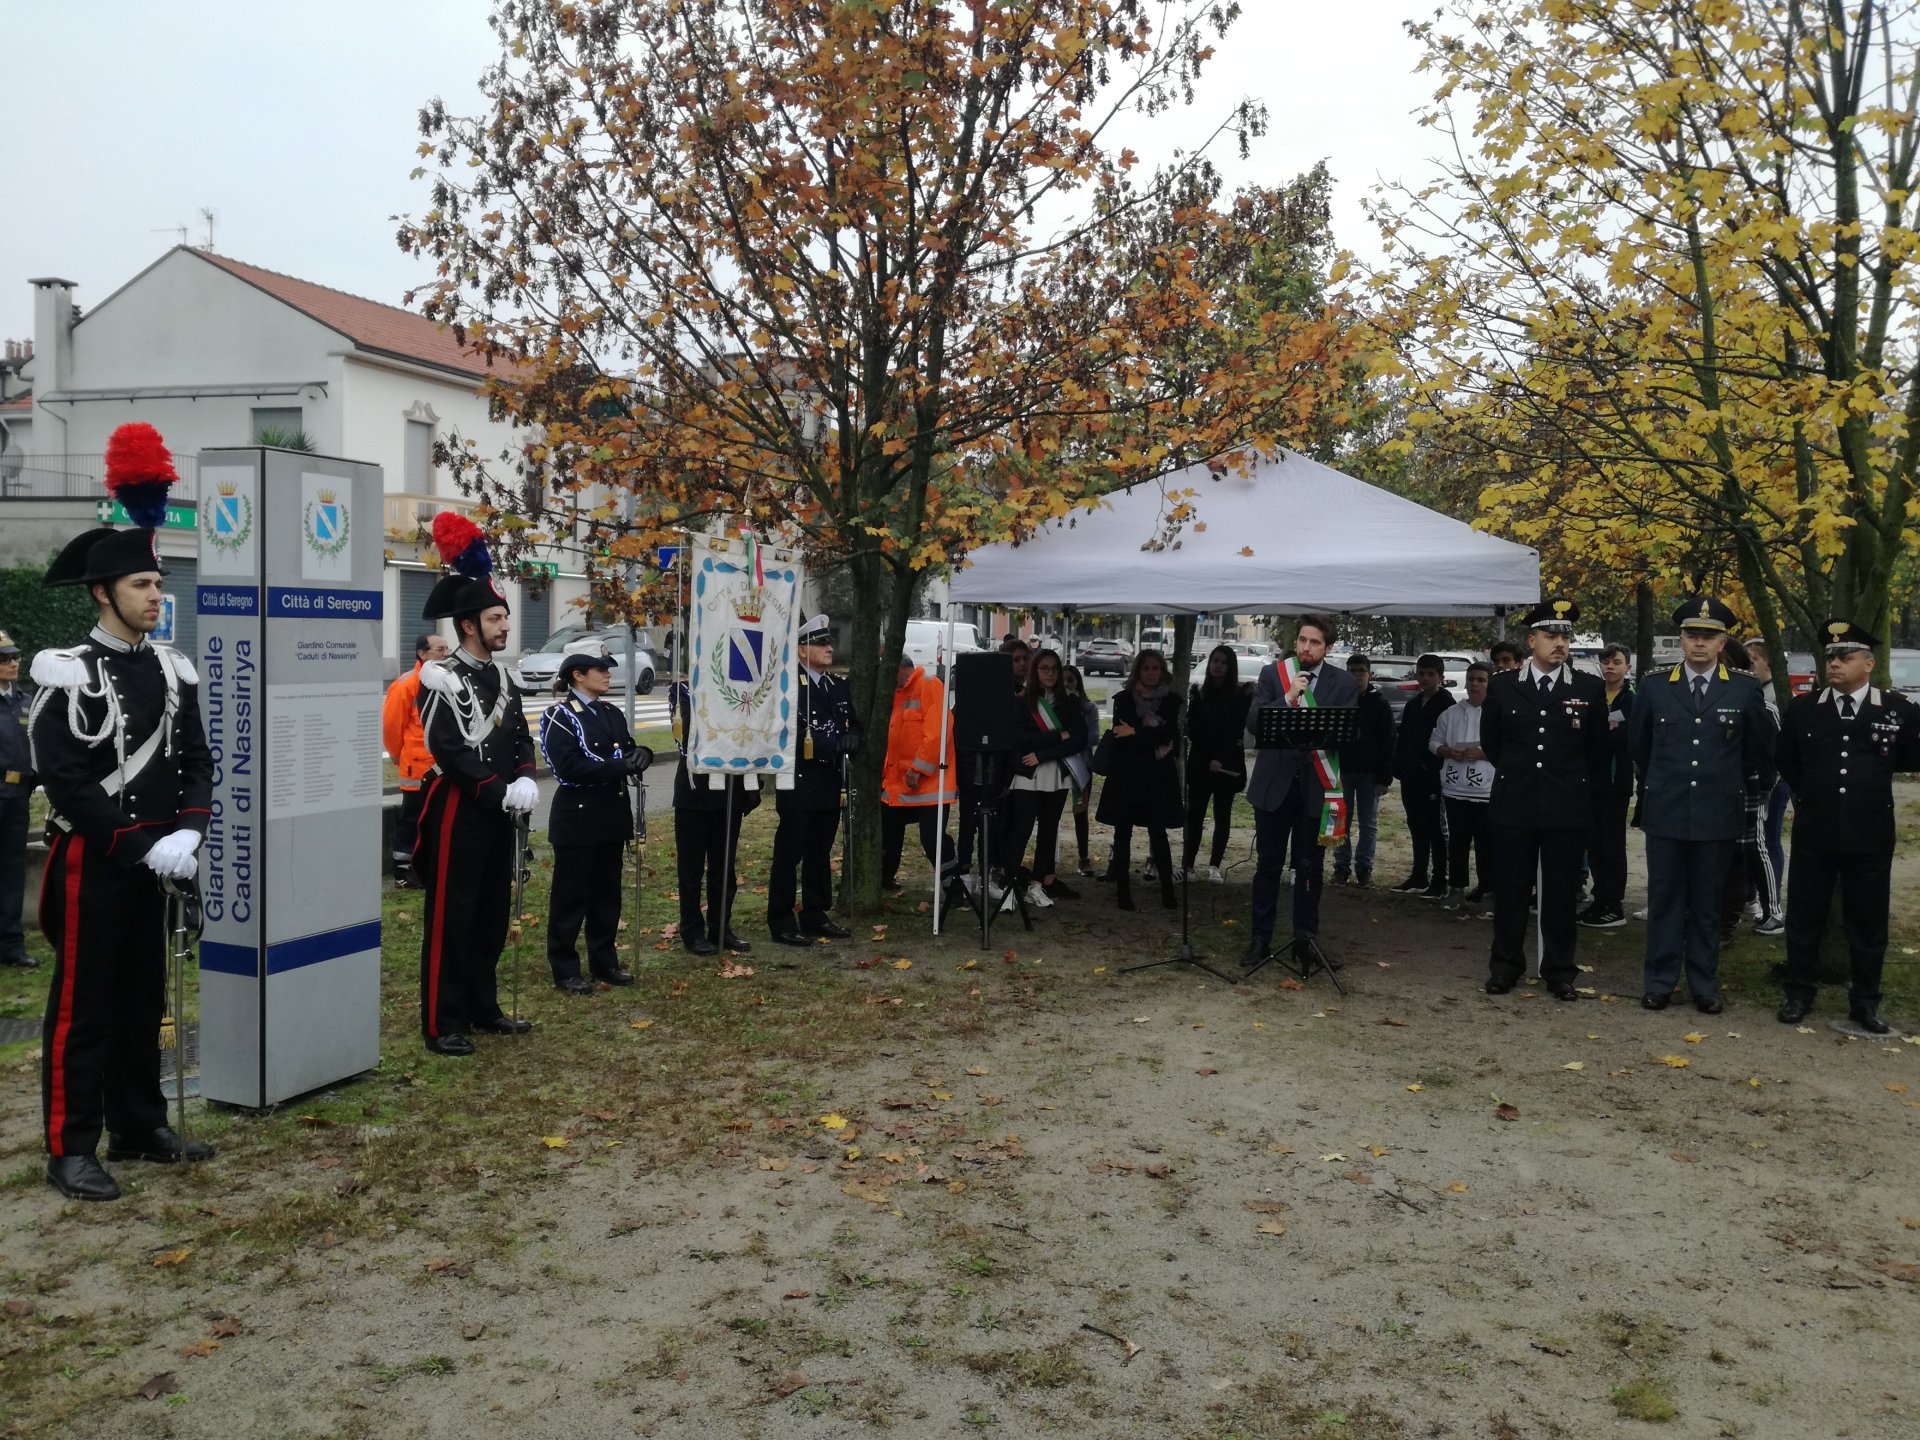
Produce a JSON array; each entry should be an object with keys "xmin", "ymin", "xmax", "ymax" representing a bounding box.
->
[
  {"xmin": 1552, "ymin": 599, "xmax": 1572, "ymax": 617},
  {"xmin": 1698, "ymin": 599, "xmax": 1711, "ymax": 619},
  {"xmin": 1828, "ymin": 620, "xmax": 1848, "ymax": 638}
]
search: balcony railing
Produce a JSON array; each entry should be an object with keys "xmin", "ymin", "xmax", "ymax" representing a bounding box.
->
[
  {"xmin": 0, "ymin": 452, "xmax": 202, "ymax": 502},
  {"xmin": 383, "ymin": 491, "xmax": 477, "ymax": 546}
]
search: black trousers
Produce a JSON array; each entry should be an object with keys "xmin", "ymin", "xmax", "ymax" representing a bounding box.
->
[
  {"xmin": 1783, "ymin": 844, "xmax": 1891, "ymax": 1010},
  {"xmin": 393, "ymin": 785, "xmax": 425, "ymax": 870},
  {"xmin": 1111, "ymin": 822, "xmax": 1174, "ymax": 902},
  {"xmin": 1002, "ymin": 787, "xmax": 1069, "ymax": 881},
  {"xmin": 415, "ymin": 779, "xmax": 514, "ymax": 1039},
  {"xmin": 1487, "ymin": 823, "xmax": 1585, "ymax": 988},
  {"xmin": 1442, "ymin": 797, "xmax": 1491, "ymax": 892},
  {"xmin": 547, "ymin": 841, "xmax": 625, "ymax": 980},
  {"xmin": 0, "ymin": 790, "xmax": 28, "ymax": 963},
  {"xmin": 1586, "ymin": 791, "xmax": 1630, "ymax": 913},
  {"xmin": 1182, "ymin": 774, "xmax": 1237, "ymax": 870},
  {"xmin": 956, "ymin": 779, "xmax": 1010, "ymax": 876},
  {"xmin": 881, "ymin": 805, "xmax": 950, "ymax": 882},
  {"xmin": 38, "ymin": 832, "xmax": 168, "ymax": 1157},
  {"xmin": 768, "ymin": 804, "xmax": 840, "ymax": 934},
  {"xmin": 675, "ymin": 805, "xmax": 746, "ymax": 942},
  {"xmin": 1401, "ymin": 779, "xmax": 1446, "ymax": 884}
]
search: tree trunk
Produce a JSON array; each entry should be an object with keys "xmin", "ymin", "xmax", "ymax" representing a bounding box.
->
[
  {"xmin": 838, "ymin": 546, "xmax": 904, "ymax": 918},
  {"xmin": 1634, "ymin": 579, "xmax": 1654, "ymax": 682}
]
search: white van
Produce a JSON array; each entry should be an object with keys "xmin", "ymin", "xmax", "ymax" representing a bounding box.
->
[{"xmin": 903, "ymin": 619, "xmax": 987, "ymax": 672}]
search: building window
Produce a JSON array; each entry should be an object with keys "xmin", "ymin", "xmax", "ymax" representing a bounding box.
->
[
  {"xmin": 252, "ymin": 407, "xmax": 303, "ymax": 444},
  {"xmin": 405, "ymin": 419, "xmax": 434, "ymax": 491}
]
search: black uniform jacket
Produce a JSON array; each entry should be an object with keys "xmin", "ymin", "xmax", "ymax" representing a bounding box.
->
[
  {"xmin": 540, "ymin": 693, "xmax": 638, "ymax": 847},
  {"xmin": 1776, "ymin": 686, "xmax": 1920, "ymax": 853},
  {"xmin": 782, "ymin": 667, "xmax": 863, "ymax": 812},
  {"xmin": 668, "ymin": 680, "xmax": 762, "ymax": 816},
  {"xmin": 1, "ymin": 680, "xmax": 33, "ymax": 798},
  {"xmin": 417, "ymin": 650, "xmax": 536, "ymax": 812},
  {"xmin": 1480, "ymin": 664, "xmax": 1609, "ymax": 831},
  {"xmin": 29, "ymin": 629, "xmax": 213, "ymax": 866}
]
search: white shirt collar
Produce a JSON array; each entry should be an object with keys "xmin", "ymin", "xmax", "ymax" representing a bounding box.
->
[
  {"xmin": 1826, "ymin": 681, "xmax": 1874, "ymax": 708},
  {"xmin": 1683, "ymin": 660, "xmax": 1717, "ymax": 680},
  {"xmin": 1525, "ymin": 661, "xmax": 1563, "ymax": 685},
  {"xmin": 89, "ymin": 624, "xmax": 146, "ymax": 654}
]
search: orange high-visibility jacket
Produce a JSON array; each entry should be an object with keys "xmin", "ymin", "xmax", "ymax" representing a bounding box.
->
[
  {"xmin": 382, "ymin": 663, "xmax": 436, "ymax": 789},
  {"xmin": 881, "ymin": 665, "xmax": 956, "ymax": 807}
]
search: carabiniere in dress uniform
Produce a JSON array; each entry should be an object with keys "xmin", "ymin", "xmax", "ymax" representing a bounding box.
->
[
  {"xmin": 767, "ymin": 614, "xmax": 863, "ymax": 947},
  {"xmin": 30, "ymin": 423, "xmax": 215, "ymax": 1203}
]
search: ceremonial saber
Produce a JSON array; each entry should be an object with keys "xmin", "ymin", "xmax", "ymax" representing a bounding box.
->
[
  {"xmin": 632, "ymin": 764, "xmax": 647, "ymax": 950},
  {"xmin": 510, "ymin": 812, "xmax": 531, "ymax": 1025},
  {"xmin": 159, "ymin": 876, "xmax": 197, "ymax": 1149}
]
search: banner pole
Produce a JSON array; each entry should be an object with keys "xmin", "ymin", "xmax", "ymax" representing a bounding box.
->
[{"xmin": 931, "ymin": 602, "xmax": 957, "ymax": 935}]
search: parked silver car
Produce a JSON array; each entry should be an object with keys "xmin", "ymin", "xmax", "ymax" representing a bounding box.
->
[{"xmin": 515, "ymin": 627, "xmax": 660, "ymax": 694}]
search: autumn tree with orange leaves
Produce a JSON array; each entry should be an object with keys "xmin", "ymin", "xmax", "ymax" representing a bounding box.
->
[{"xmin": 400, "ymin": 0, "xmax": 1359, "ymax": 908}]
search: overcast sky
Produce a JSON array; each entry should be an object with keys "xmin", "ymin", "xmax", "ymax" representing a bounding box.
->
[{"xmin": 0, "ymin": 1, "xmax": 1440, "ymax": 347}]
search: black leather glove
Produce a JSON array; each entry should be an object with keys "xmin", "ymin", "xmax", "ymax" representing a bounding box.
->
[{"xmin": 625, "ymin": 746, "xmax": 655, "ymax": 777}]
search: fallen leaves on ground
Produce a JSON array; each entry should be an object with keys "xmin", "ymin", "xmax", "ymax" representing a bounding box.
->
[
  {"xmin": 1561, "ymin": 1061, "xmax": 1585, "ymax": 1071},
  {"xmin": 1144, "ymin": 1161, "xmax": 1172, "ymax": 1179},
  {"xmin": 3, "ymin": 1299, "xmax": 35, "ymax": 1318},
  {"xmin": 1447, "ymin": 1183, "xmax": 1470, "ymax": 1193},
  {"xmin": 842, "ymin": 1180, "xmax": 894, "ymax": 1205},
  {"xmin": 208, "ymin": 1318, "xmax": 244, "ymax": 1339},
  {"xmin": 629, "ymin": 1019, "xmax": 655, "ymax": 1030},
  {"xmin": 818, "ymin": 1113, "xmax": 849, "ymax": 1131},
  {"xmin": 1495, "ymin": 1104, "xmax": 1520, "ymax": 1122},
  {"xmin": 1256, "ymin": 1219, "xmax": 1288, "ymax": 1235},
  {"xmin": 151, "ymin": 1248, "xmax": 192, "ymax": 1267},
  {"xmin": 178, "ymin": 1340, "xmax": 221, "ymax": 1359},
  {"xmin": 542, "ymin": 1136, "xmax": 570, "ymax": 1149},
  {"xmin": 1320, "ymin": 1153, "xmax": 1348, "ymax": 1163},
  {"xmin": 783, "ymin": 1289, "xmax": 811, "ymax": 1300},
  {"xmin": 137, "ymin": 1373, "xmax": 179, "ymax": 1402},
  {"xmin": 759, "ymin": 1156, "xmax": 790, "ymax": 1172},
  {"xmin": 1656, "ymin": 1056, "xmax": 1692, "ymax": 1068},
  {"xmin": 890, "ymin": 958, "xmax": 912, "ymax": 970},
  {"xmin": 1406, "ymin": 1083, "xmax": 1425, "ymax": 1092},
  {"xmin": 1683, "ymin": 1032, "xmax": 1706, "ymax": 1044},
  {"xmin": 424, "ymin": 1257, "xmax": 471, "ymax": 1276},
  {"xmin": 1243, "ymin": 1199, "xmax": 1290, "ymax": 1215},
  {"xmin": 462, "ymin": 1323, "xmax": 486, "ymax": 1341},
  {"xmin": 718, "ymin": 959, "xmax": 755, "ymax": 978}
]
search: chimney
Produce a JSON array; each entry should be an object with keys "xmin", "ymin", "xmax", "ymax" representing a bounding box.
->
[{"xmin": 29, "ymin": 278, "xmax": 76, "ymax": 399}]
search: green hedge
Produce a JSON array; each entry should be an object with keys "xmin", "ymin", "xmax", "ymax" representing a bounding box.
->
[{"xmin": 0, "ymin": 560, "xmax": 95, "ymax": 661}]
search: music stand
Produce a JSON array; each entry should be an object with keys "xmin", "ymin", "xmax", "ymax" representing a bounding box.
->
[{"xmin": 1240, "ymin": 703, "xmax": 1360, "ymax": 990}]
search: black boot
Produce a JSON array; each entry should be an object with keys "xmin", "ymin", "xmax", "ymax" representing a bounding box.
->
[
  {"xmin": 105, "ymin": 1126, "xmax": 215, "ymax": 1164},
  {"xmin": 1116, "ymin": 874, "xmax": 1136, "ymax": 912},
  {"xmin": 47, "ymin": 1155, "xmax": 121, "ymax": 1201}
]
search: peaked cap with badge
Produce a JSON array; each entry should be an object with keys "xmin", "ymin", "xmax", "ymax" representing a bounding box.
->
[
  {"xmin": 1675, "ymin": 596, "xmax": 1738, "ymax": 633},
  {"xmin": 1821, "ymin": 618, "xmax": 1876, "ymax": 654},
  {"xmin": 1522, "ymin": 597, "xmax": 1580, "ymax": 632}
]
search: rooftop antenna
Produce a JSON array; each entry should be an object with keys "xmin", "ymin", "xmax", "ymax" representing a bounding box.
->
[
  {"xmin": 152, "ymin": 224, "xmax": 189, "ymax": 245},
  {"xmin": 199, "ymin": 207, "xmax": 217, "ymax": 252}
]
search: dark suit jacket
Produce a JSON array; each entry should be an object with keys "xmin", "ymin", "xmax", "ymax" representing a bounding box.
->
[
  {"xmin": 1244, "ymin": 660, "xmax": 1359, "ymax": 813},
  {"xmin": 1628, "ymin": 665, "xmax": 1774, "ymax": 842},
  {"xmin": 1480, "ymin": 664, "xmax": 1609, "ymax": 831},
  {"xmin": 1776, "ymin": 686, "xmax": 1920, "ymax": 852}
]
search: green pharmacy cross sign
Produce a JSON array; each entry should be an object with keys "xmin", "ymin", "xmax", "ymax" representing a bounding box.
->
[{"xmin": 96, "ymin": 499, "xmax": 196, "ymax": 530}]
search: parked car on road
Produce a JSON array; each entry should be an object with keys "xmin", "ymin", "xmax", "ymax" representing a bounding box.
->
[
  {"xmin": 1076, "ymin": 638, "xmax": 1135, "ymax": 676},
  {"xmin": 516, "ymin": 627, "xmax": 660, "ymax": 695},
  {"xmin": 902, "ymin": 619, "xmax": 988, "ymax": 674},
  {"xmin": 1889, "ymin": 648, "xmax": 1920, "ymax": 703}
]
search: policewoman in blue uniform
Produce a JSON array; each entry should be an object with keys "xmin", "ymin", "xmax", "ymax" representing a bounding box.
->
[
  {"xmin": 539, "ymin": 649, "xmax": 653, "ymax": 993},
  {"xmin": 1628, "ymin": 598, "xmax": 1775, "ymax": 1014},
  {"xmin": 768, "ymin": 615, "xmax": 863, "ymax": 947},
  {"xmin": 29, "ymin": 423, "xmax": 215, "ymax": 1201},
  {"xmin": 1479, "ymin": 598, "xmax": 1610, "ymax": 999},
  {"xmin": 668, "ymin": 678, "xmax": 758, "ymax": 956},
  {"xmin": 1776, "ymin": 620, "xmax": 1920, "ymax": 1033},
  {"xmin": 413, "ymin": 514, "xmax": 539, "ymax": 1057}
]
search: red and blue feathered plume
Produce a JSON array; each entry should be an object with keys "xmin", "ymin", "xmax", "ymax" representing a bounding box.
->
[
  {"xmin": 103, "ymin": 422, "xmax": 180, "ymax": 529},
  {"xmin": 432, "ymin": 511, "xmax": 492, "ymax": 577}
]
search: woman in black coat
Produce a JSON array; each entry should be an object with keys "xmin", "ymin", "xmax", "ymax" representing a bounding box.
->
[
  {"xmin": 1181, "ymin": 644, "xmax": 1249, "ymax": 880},
  {"xmin": 1096, "ymin": 649, "xmax": 1184, "ymax": 909},
  {"xmin": 999, "ymin": 649, "xmax": 1088, "ymax": 904},
  {"xmin": 539, "ymin": 653, "xmax": 653, "ymax": 993}
]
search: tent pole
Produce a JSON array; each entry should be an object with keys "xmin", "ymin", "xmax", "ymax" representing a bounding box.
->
[{"xmin": 932, "ymin": 601, "xmax": 956, "ymax": 935}]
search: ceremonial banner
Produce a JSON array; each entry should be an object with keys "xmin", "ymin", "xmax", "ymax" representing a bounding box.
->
[{"xmin": 686, "ymin": 531, "xmax": 803, "ymax": 787}]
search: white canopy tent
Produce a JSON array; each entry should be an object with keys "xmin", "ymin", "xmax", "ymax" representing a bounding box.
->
[{"xmin": 948, "ymin": 448, "xmax": 1540, "ymax": 616}]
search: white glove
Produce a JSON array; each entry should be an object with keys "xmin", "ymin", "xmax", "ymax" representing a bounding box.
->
[
  {"xmin": 142, "ymin": 829, "xmax": 201, "ymax": 881},
  {"xmin": 502, "ymin": 777, "xmax": 539, "ymax": 815}
]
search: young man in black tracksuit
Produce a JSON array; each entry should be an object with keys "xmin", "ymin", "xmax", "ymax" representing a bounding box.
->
[
  {"xmin": 1333, "ymin": 653, "xmax": 1395, "ymax": 887},
  {"xmin": 1391, "ymin": 655, "xmax": 1454, "ymax": 898}
]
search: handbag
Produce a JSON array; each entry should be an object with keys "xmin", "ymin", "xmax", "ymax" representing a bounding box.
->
[{"xmin": 1089, "ymin": 729, "xmax": 1117, "ymax": 777}]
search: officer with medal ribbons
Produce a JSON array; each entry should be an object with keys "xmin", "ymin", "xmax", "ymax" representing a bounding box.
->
[
  {"xmin": 768, "ymin": 614, "xmax": 862, "ymax": 947},
  {"xmin": 1479, "ymin": 598, "xmax": 1610, "ymax": 1000},
  {"xmin": 30, "ymin": 423, "xmax": 215, "ymax": 1201},
  {"xmin": 1776, "ymin": 619, "xmax": 1920, "ymax": 1033},
  {"xmin": 414, "ymin": 513, "xmax": 539, "ymax": 1056},
  {"xmin": 539, "ymin": 648, "xmax": 653, "ymax": 993},
  {"xmin": 1628, "ymin": 598, "xmax": 1775, "ymax": 1014}
]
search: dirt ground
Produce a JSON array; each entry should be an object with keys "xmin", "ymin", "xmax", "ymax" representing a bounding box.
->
[{"xmin": 3, "ymin": 793, "xmax": 1918, "ymax": 1440}]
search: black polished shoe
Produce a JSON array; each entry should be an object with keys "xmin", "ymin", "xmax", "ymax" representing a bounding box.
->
[
  {"xmin": 592, "ymin": 968, "xmax": 637, "ymax": 987},
  {"xmin": 683, "ymin": 934, "xmax": 720, "ymax": 956},
  {"xmin": 1641, "ymin": 991, "xmax": 1672, "ymax": 1011},
  {"xmin": 47, "ymin": 1155, "xmax": 121, "ymax": 1201},
  {"xmin": 804, "ymin": 920, "xmax": 853, "ymax": 941},
  {"xmin": 1776, "ymin": 997, "xmax": 1812, "ymax": 1025},
  {"xmin": 1850, "ymin": 1009, "xmax": 1892, "ymax": 1035},
  {"xmin": 771, "ymin": 931, "xmax": 818, "ymax": 949},
  {"xmin": 1693, "ymin": 994, "xmax": 1724, "ymax": 1016},
  {"xmin": 1549, "ymin": 982, "xmax": 1581, "ymax": 1001},
  {"xmin": 1484, "ymin": 977, "xmax": 1515, "ymax": 995},
  {"xmin": 426, "ymin": 1032, "xmax": 476, "ymax": 1056},
  {"xmin": 471, "ymin": 1015, "xmax": 533, "ymax": 1035},
  {"xmin": 106, "ymin": 1126, "xmax": 214, "ymax": 1164},
  {"xmin": 0, "ymin": 953, "xmax": 39, "ymax": 969},
  {"xmin": 555, "ymin": 975, "xmax": 596, "ymax": 995},
  {"xmin": 1239, "ymin": 941, "xmax": 1272, "ymax": 970},
  {"xmin": 1390, "ymin": 875, "xmax": 1427, "ymax": 894},
  {"xmin": 721, "ymin": 931, "xmax": 752, "ymax": 953}
]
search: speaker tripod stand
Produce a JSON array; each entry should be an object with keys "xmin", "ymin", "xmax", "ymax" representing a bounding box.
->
[{"xmin": 948, "ymin": 751, "xmax": 1033, "ymax": 949}]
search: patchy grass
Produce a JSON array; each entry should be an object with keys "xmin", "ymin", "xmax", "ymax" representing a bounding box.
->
[{"xmin": 1610, "ymin": 1376, "xmax": 1679, "ymax": 1423}]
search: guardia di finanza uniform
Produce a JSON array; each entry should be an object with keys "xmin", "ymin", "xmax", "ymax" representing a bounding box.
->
[
  {"xmin": 32, "ymin": 625, "xmax": 212, "ymax": 1159},
  {"xmin": 1777, "ymin": 679, "xmax": 1920, "ymax": 1017},
  {"xmin": 1629, "ymin": 658, "xmax": 1774, "ymax": 1007},
  {"xmin": 415, "ymin": 648, "xmax": 536, "ymax": 1039},
  {"xmin": 540, "ymin": 688, "xmax": 643, "ymax": 985},
  {"xmin": 1479, "ymin": 661, "xmax": 1609, "ymax": 991},
  {"xmin": 768, "ymin": 663, "xmax": 862, "ymax": 939}
]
